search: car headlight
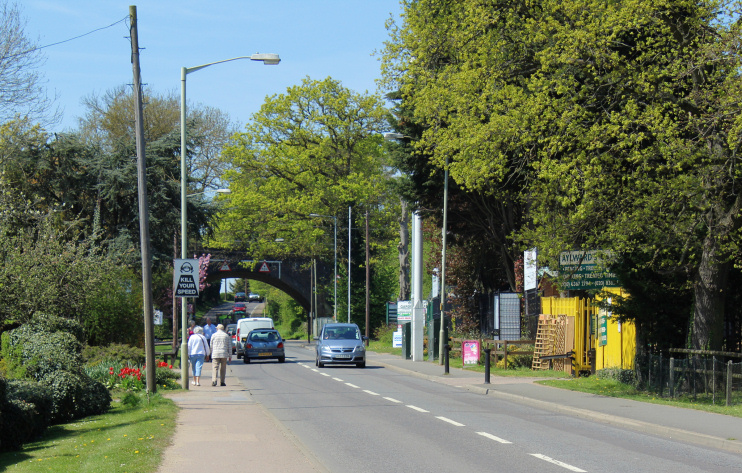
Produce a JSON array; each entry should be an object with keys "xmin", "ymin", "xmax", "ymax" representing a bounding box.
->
[
  {"xmin": 355, "ymin": 345, "xmax": 365, "ymax": 353},
  {"xmin": 320, "ymin": 345, "xmax": 332, "ymax": 353}
]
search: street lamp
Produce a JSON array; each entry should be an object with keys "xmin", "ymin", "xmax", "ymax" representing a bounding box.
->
[
  {"xmin": 384, "ymin": 132, "xmax": 449, "ymax": 366},
  {"xmin": 310, "ymin": 213, "xmax": 338, "ymax": 322},
  {"xmin": 180, "ymin": 54, "xmax": 279, "ymax": 389}
]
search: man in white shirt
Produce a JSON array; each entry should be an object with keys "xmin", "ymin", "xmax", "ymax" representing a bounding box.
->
[{"xmin": 203, "ymin": 317, "xmax": 216, "ymax": 342}]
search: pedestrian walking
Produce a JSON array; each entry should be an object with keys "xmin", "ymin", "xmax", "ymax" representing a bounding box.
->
[
  {"xmin": 209, "ymin": 324, "xmax": 232, "ymax": 386},
  {"xmin": 187, "ymin": 326, "xmax": 210, "ymax": 386},
  {"xmin": 187, "ymin": 319, "xmax": 196, "ymax": 339},
  {"xmin": 203, "ymin": 317, "xmax": 217, "ymax": 342}
]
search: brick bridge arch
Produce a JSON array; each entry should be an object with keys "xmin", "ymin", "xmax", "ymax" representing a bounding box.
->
[{"xmin": 201, "ymin": 250, "xmax": 332, "ymax": 318}]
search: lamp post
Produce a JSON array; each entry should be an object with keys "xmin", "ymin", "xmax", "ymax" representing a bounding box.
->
[
  {"xmin": 309, "ymin": 213, "xmax": 337, "ymax": 322},
  {"xmin": 180, "ymin": 54, "xmax": 279, "ymax": 389},
  {"xmin": 384, "ymin": 132, "xmax": 449, "ymax": 365}
]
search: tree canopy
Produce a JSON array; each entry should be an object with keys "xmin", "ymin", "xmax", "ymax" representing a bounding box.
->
[
  {"xmin": 215, "ymin": 76, "xmax": 395, "ymax": 260},
  {"xmin": 382, "ymin": 0, "xmax": 742, "ymax": 349}
]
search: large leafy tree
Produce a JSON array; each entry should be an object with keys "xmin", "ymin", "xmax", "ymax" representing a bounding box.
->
[
  {"xmin": 216, "ymin": 77, "xmax": 398, "ymax": 328},
  {"xmin": 217, "ymin": 77, "xmax": 394, "ymax": 258},
  {"xmin": 382, "ymin": 0, "xmax": 742, "ymax": 350}
]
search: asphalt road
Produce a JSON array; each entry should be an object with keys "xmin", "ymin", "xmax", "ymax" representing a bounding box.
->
[{"xmin": 230, "ymin": 342, "xmax": 742, "ymax": 473}]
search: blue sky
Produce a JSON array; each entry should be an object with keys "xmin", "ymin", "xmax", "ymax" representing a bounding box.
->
[{"xmin": 24, "ymin": 0, "xmax": 403, "ymax": 131}]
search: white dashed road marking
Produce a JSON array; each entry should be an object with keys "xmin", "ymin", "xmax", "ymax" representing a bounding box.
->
[
  {"xmin": 436, "ymin": 416, "xmax": 465, "ymax": 427},
  {"xmin": 406, "ymin": 405, "xmax": 429, "ymax": 413},
  {"xmin": 363, "ymin": 390, "xmax": 380, "ymax": 396},
  {"xmin": 530, "ymin": 454, "xmax": 586, "ymax": 472},
  {"xmin": 476, "ymin": 432, "xmax": 512, "ymax": 444},
  {"xmin": 383, "ymin": 397, "xmax": 402, "ymax": 403},
  {"xmin": 345, "ymin": 383, "xmax": 360, "ymax": 388}
]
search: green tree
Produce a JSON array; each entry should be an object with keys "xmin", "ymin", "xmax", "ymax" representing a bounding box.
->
[
  {"xmin": 216, "ymin": 77, "xmax": 398, "ymax": 328},
  {"xmin": 382, "ymin": 0, "xmax": 742, "ymax": 350}
]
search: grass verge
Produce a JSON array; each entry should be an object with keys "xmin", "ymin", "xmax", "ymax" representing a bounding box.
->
[
  {"xmin": 537, "ymin": 377, "xmax": 742, "ymax": 418},
  {"xmin": 366, "ymin": 340, "xmax": 567, "ymax": 378},
  {"xmin": 0, "ymin": 392, "xmax": 179, "ymax": 472}
]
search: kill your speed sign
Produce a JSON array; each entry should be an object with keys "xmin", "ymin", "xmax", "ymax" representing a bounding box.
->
[{"xmin": 173, "ymin": 259, "xmax": 201, "ymax": 297}]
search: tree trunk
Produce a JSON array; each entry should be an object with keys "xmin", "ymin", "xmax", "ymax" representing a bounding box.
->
[
  {"xmin": 398, "ymin": 199, "xmax": 411, "ymax": 301},
  {"xmin": 692, "ymin": 234, "xmax": 730, "ymax": 350},
  {"xmin": 691, "ymin": 194, "xmax": 742, "ymax": 350}
]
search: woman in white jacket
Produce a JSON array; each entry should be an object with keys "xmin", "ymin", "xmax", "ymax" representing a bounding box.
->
[{"xmin": 187, "ymin": 326, "xmax": 210, "ymax": 386}]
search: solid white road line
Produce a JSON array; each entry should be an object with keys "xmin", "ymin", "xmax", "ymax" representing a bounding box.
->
[
  {"xmin": 476, "ymin": 432, "xmax": 512, "ymax": 444},
  {"xmin": 530, "ymin": 454, "xmax": 586, "ymax": 472},
  {"xmin": 406, "ymin": 405, "xmax": 429, "ymax": 413},
  {"xmin": 436, "ymin": 416, "xmax": 465, "ymax": 427}
]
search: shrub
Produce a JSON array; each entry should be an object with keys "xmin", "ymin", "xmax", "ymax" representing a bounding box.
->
[
  {"xmin": 82, "ymin": 343, "xmax": 145, "ymax": 367},
  {"xmin": 373, "ymin": 324, "xmax": 396, "ymax": 344},
  {"xmin": 40, "ymin": 371, "xmax": 110, "ymax": 423},
  {"xmin": 5, "ymin": 314, "xmax": 84, "ymax": 381},
  {"xmin": 0, "ymin": 399, "xmax": 40, "ymax": 452},
  {"xmin": 5, "ymin": 380, "xmax": 53, "ymax": 427},
  {"xmin": 597, "ymin": 368, "xmax": 636, "ymax": 385}
]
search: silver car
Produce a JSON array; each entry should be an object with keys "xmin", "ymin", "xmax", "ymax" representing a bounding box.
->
[{"xmin": 315, "ymin": 323, "xmax": 368, "ymax": 368}]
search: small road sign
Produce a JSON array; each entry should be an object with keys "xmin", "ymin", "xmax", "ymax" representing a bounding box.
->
[
  {"xmin": 174, "ymin": 258, "xmax": 200, "ymax": 297},
  {"xmin": 259, "ymin": 261, "xmax": 270, "ymax": 272}
]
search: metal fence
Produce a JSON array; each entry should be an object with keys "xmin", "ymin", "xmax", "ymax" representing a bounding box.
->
[{"xmin": 634, "ymin": 352, "xmax": 742, "ymax": 406}]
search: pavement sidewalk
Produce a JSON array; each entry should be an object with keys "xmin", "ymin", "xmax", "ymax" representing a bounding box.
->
[{"xmin": 157, "ymin": 348, "xmax": 742, "ymax": 472}]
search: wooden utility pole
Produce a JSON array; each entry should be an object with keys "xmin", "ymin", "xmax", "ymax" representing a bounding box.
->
[{"xmin": 130, "ymin": 5, "xmax": 156, "ymax": 393}]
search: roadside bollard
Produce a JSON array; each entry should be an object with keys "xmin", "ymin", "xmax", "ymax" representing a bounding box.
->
[
  {"xmin": 484, "ymin": 347, "xmax": 491, "ymax": 384},
  {"xmin": 444, "ymin": 344, "xmax": 450, "ymax": 375}
]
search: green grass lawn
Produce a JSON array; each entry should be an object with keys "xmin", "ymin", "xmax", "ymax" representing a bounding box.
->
[
  {"xmin": 538, "ymin": 377, "xmax": 742, "ymax": 418},
  {"xmin": 0, "ymin": 393, "xmax": 179, "ymax": 473}
]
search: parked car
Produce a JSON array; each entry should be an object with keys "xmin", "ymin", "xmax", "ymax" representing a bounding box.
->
[
  {"xmin": 226, "ymin": 324, "xmax": 237, "ymax": 353},
  {"xmin": 243, "ymin": 328, "xmax": 285, "ymax": 364},
  {"xmin": 234, "ymin": 292, "xmax": 247, "ymax": 302},
  {"xmin": 235, "ymin": 317, "xmax": 275, "ymax": 358},
  {"xmin": 315, "ymin": 323, "xmax": 368, "ymax": 368},
  {"xmin": 248, "ymin": 292, "xmax": 263, "ymax": 302}
]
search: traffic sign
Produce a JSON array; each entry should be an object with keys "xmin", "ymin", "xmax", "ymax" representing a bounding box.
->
[
  {"xmin": 173, "ymin": 259, "xmax": 200, "ymax": 297},
  {"xmin": 258, "ymin": 261, "xmax": 270, "ymax": 272}
]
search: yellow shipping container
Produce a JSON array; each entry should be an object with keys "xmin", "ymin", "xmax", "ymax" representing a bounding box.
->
[{"xmin": 541, "ymin": 288, "xmax": 635, "ymax": 373}]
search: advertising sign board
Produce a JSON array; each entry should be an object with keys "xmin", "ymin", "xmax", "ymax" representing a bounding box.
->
[
  {"xmin": 463, "ymin": 340, "xmax": 480, "ymax": 365},
  {"xmin": 558, "ymin": 250, "xmax": 618, "ymax": 290},
  {"xmin": 397, "ymin": 300, "xmax": 412, "ymax": 322}
]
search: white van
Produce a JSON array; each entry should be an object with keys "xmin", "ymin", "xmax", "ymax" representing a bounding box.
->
[{"xmin": 235, "ymin": 317, "xmax": 274, "ymax": 358}]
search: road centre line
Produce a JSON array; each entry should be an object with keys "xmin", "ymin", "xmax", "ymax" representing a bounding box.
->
[
  {"xmin": 320, "ymin": 372, "xmax": 331, "ymax": 377},
  {"xmin": 530, "ymin": 454, "xmax": 586, "ymax": 472},
  {"xmin": 476, "ymin": 432, "xmax": 512, "ymax": 444},
  {"xmin": 333, "ymin": 378, "xmax": 344, "ymax": 382},
  {"xmin": 383, "ymin": 397, "xmax": 402, "ymax": 403},
  {"xmin": 406, "ymin": 405, "xmax": 429, "ymax": 413},
  {"xmin": 363, "ymin": 390, "xmax": 380, "ymax": 396},
  {"xmin": 345, "ymin": 383, "xmax": 360, "ymax": 388},
  {"xmin": 436, "ymin": 416, "xmax": 465, "ymax": 427}
]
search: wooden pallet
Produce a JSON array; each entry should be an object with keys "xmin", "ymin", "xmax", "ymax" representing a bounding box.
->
[{"xmin": 532, "ymin": 315, "xmax": 556, "ymax": 370}]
